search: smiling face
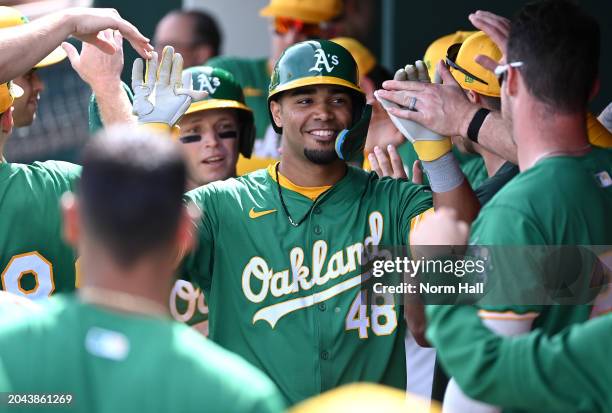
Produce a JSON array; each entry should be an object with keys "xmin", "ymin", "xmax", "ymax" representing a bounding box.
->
[
  {"xmin": 177, "ymin": 108, "xmax": 240, "ymax": 189},
  {"xmin": 270, "ymin": 84, "xmax": 353, "ymax": 165}
]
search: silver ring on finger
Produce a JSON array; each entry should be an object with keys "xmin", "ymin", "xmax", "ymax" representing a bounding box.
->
[{"xmin": 407, "ymin": 96, "xmax": 418, "ymax": 111}]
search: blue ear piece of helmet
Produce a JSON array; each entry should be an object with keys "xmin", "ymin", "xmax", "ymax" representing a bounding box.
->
[{"xmin": 335, "ymin": 104, "xmax": 372, "ymax": 162}]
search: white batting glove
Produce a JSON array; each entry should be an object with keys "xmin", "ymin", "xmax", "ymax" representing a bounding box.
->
[
  {"xmin": 374, "ymin": 60, "xmax": 451, "ymax": 161},
  {"xmin": 131, "ymin": 46, "xmax": 207, "ymax": 128}
]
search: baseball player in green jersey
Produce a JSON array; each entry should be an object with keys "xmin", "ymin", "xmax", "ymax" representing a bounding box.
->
[
  {"xmin": 179, "ymin": 39, "xmax": 479, "ymax": 404},
  {"xmin": 409, "ymin": 2, "xmax": 612, "ymax": 411},
  {"xmin": 0, "ymin": 9, "xmax": 152, "ymax": 300},
  {"xmin": 0, "ymin": 126, "xmax": 284, "ymax": 413},
  {"xmin": 207, "ymin": 0, "xmax": 342, "ymax": 171},
  {"xmin": 425, "ymin": 299, "xmax": 612, "ymax": 413},
  {"xmin": 0, "ymin": 7, "xmax": 67, "ymax": 128},
  {"xmin": 74, "ymin": 37, "xmax": 256, "ymax": 333}
]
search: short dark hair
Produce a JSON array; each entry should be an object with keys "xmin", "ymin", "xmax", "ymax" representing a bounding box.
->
[
  {"xmin": 507, "ymin": 0, "xmax": 600, "ymax": 112},
  {"xmin": 79, "ymin": 126, "xmax": 186, "ymax": 267},
  {"xmin": 176, "ymin": 10, "xmax": 222, "ymax": 56}
]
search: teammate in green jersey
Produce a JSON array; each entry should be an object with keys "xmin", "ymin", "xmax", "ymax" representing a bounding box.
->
[
  {"xmin": 410, "ymin": 2, "xmax": 612, "ymax": 411},
  {"xmin": 207, "ymin": 0, "xmax": 342, "ymax": 173},
  {"xmin": 0, "ymin": 8, "xmax": 151, "ymax": 300},
  {"xmin": 180, "ymin": 39, "xmax": 479, "ymax": 404},
  {"xmin": 0, "ymin": 126, "xmax": 284, "ymax": 413},
  {"xmin": 75, "ymin": 37, "xmax": 256, "ymax": 334}
]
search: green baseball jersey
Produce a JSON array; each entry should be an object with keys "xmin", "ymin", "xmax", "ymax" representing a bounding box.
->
[
  {"xmin": 470, "ymin": 147, "xmax": 612, "ymax": 333},
  {"xmin": 397, "ymin": 143, "xmax": 487, "ymax": 187},
  {"xmin": 169, "ymin": 280, "xmax": 209, "ymax": 332},
  {"xmin": 426, "ymin": 305, "xmax": 612, "ymax": 413},
  {"xmin": 181, "ymin": 164, "xmax": 432, "ymax": 404},
  {"xmin": 205, "ymin": 56, "xmax": 270, "ymax": 140},
  {"xmin": 0, "ymin": 295, "xmax": 284, "ymax": 413},
  {"xmin": 0, "ymin": 161, "xmax": 81, "ymax": 300}
]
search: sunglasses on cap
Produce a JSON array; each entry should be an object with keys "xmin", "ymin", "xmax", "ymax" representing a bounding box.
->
[
  {"xmin": 179, "ymin": 130, "xmax": 238, "ymax": 144},
  {"xmin": 445, "ymin": 43, "xmax": 489, "ymax": 86},
  {"xmin": 274, "ymin": 17, "xmax": 322, "ymax": 37},
  {"xmin": 494, "ymin": 61, "xmax": 524, "ymax": 86}
]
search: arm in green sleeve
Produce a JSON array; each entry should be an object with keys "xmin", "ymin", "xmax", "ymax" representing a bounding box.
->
[{"xmin": 426, "ymin": 305, "xmax": 612, "ymax": 412}]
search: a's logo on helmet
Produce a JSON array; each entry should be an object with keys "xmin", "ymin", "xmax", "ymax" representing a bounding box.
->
[
  {"xmin": 309, "ymin": 49, "xmax": 339, "ymax": 73},
  {"xmin": 197, "ymin": 73, "xmax": 221, "ymax": 95}
]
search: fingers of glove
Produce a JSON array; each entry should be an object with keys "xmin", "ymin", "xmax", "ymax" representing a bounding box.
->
[
  {"xmin": 404, "ymin": 64, "xmax": 418, "ymax": 82},
  {"xmin": 157, "ymin": 46, "xmax": 174, "ymax": 86},
  {"xmin": 394, "ymin": 68, "xmax": 407, "ymax": 81},
  {"xmin": 131, "ymin": 57, "xmax": 145, "ymax": 89},
  {"xmin": 373, "ymin": 146, "xmax": 394, "ymax": 177},
  {"xmin": 415, "ymin": 60, "xmax": 430, "ymax": 82},
  {"xmin": 170, "ymin": 52, "xmax": 184, "ymax": 88},
  {"xmin": 176, "ymin": 88, "xmax": 208, "ymax": 101},
  {"xmin": 411, "ymin": 160, "xmax": 423, "ymax": 184},
  {"xmin": 145, "ymin": 51, "xmax": 158, "ymax": 86},
  {"xmin": 368, "ymin": 152, "xmax": 383, "ymax": 177},
  {"xmin": 388, "ymin": 145, "xmax": 408, "ymax": 179}
]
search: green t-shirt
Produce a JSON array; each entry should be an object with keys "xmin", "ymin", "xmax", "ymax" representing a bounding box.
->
[
  {"xmin": 181, "ymin": 165, "xmax": 432, "ymax": 404},
  {"xmin": 397, "ymin": 143, "xmax": 487, "ymax": 187},
  {"xmin": 0, "ymin": 161, "xmax": 81, "ymax": 299},
  {"xmin": 470, "ymin": 147, "xmax": 612, "ymax": 333},
  {"xmin": 426, "ymin": 306, "xmax": 612, "ymax": 413},
  {"xmin": 205, "ymin": 56, "xmax": 270, "ymax": 140},
  {"xmin": 0, "ymin": 295, "xmax": 285, "ymax": 413}
]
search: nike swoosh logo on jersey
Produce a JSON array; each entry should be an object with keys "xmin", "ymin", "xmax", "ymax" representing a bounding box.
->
[{"xmin": 249, "ymin": 208, "xmax": 277, "ymax": 219}]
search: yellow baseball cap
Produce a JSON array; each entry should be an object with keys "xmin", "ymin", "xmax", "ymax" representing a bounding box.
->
[
  {"xmin": 0, "ymin": 6, "xmax": 67, "ymax": 68},
  {"xmin": 423, "ymin": 31, "xmax": 475, "ymax": 80},
  {"xmin": 448, "ymin": 31, "xmax": 502, "ymax": 97},
  {"xmin": 0, "ymin": 81, "xmax": 24, "ymax": 113},
  {"xmin": 260, "ymin": 0, "xmax": 342, "ymax": 24},
  {"xmin": 289, "ymin": 383, "xmax": 441, "ymax": 413},
  {"xmin": 331, "ymin": 37, "xmax": 376, "ymax": 76}
]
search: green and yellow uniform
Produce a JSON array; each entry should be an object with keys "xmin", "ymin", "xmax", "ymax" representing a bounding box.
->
[
  {"xmin": 181, "ymin": 164, "xmax": 432, "ymax": 404},
  {"xmin": 0, "ymin": 161, "xmax": 80, "ymax": 299},
  {"xmin": 0, "ymin": 295, "xmax": 284, "ymax": 413},
  {"xmin": 426, "ymin": 306, "xmax": 612, "ymax": 413},
  {"xmin": 469, "ymin": 148, "xmax": 612, "ymax": 333}
]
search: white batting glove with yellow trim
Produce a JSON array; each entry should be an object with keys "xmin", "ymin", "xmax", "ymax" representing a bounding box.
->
[
  {"xmin": 374, "ymin": 60, "xmax": 451, "ymax": 161},
  {"xmin": 131, "ymin": 46, "xmax": 207, "ymax": 129}
]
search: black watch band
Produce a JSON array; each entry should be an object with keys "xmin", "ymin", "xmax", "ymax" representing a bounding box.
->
[{"xmin": 467, "ymin": 108, "xmax": 491, "ymax": 143}]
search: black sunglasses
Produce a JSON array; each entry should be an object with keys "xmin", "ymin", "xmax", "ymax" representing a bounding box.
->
[
  {"xmin": 445, "ymin": 43, "xmax": 489, "ymax": 86},
  {"xmin": 179, "ymin": 130, "xmax": 238, "ymax": 144}
]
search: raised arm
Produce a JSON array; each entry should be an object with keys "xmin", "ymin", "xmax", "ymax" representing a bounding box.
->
[
  {"xmin": 0, "ymin": 7, "xmax": 152, "ymax": 83},
  {"xmin": 64, "ymin": 29, "xmax": 135, "ymax": 127}
]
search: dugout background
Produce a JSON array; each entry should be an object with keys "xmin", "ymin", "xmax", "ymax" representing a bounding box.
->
[{"xmin": 4, "ymin": 0, "xmax": 610, "ymax": 164}]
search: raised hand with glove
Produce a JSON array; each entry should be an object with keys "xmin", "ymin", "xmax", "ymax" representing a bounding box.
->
[
  {"xmin": 375, "ymin": 60, "xmax": 463, "ymax": 193},
  {"xmin": 131, "ymin": 46, "xmax": 207, "ymax": 134}
]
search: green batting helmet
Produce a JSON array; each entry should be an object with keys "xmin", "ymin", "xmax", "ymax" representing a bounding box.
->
[
  {"xmin": 185, "ymin": 66, "xmax": 255, "ymax": 158},
  {"xmin": 268, "ymin": 40, "xmax": 371, "ymax": 161}
]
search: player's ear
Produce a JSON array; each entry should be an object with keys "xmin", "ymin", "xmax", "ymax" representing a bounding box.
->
[
  {"xmin": 61, "ymin": 192, "xmax": 80, "ymax": 247},
  {"xmin": 0, "ymin": 107, "xmax": 14, "ymax": 136},
  {"xmin": 269, "ymin": 100, "xmax": 283, "ymax": 130},
  {"xmin": 466, "ymin": 90, "xmax": 479, "ymax": 104}
]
